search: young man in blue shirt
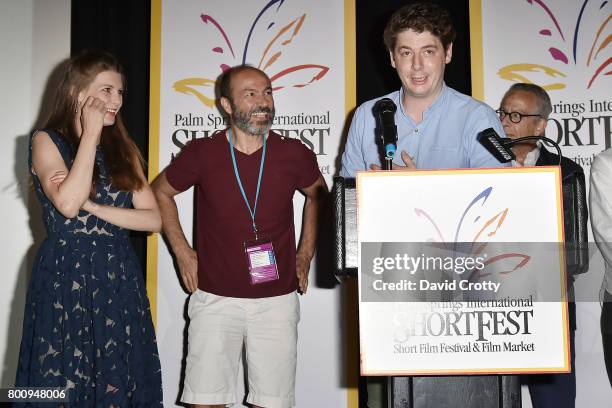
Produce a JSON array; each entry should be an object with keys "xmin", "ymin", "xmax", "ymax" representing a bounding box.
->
[
  {"xmin": 340, "ymin": 3, "xmax": 506, "ymax": 407},
  {"xmin": 340, "ymin": 2, "xmax": 504, "ymax": 176}
]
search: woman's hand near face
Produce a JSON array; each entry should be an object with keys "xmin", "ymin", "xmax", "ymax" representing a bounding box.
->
[{"xmin": 79, "ymin": 96, "xmax": 107, "ymax": 142}]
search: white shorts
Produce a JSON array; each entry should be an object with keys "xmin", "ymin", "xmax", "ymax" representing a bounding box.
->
[{"xmin": 181, "ymin": 289, "xmax": 300, "ymax": 408}]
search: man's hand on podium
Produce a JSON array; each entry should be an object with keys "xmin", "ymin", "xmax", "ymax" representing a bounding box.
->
[{"xmin": 370, "ymin": 150, "xmax": 416, "ymax": 171}]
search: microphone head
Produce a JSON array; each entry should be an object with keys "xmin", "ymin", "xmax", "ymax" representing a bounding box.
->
[
  {"xmin": 373, "ymin": 98, "xmax": 398, "ymax": 159},
  {"xmin": 373, "ymin": 98, "xmax": 397, "ymax": 114},
  {"xmin": 477, "ymin": 128, "xmax": 516, "ymax": 163}
]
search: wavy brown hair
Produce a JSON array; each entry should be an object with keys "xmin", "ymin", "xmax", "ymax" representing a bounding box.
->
[
  {"xmin": 383, "ymin": 2, "xmax": 456, "ymax": 52},
  {"xmin": 45, "ymin": 50, "xmax": 144, "ymax": 194}
]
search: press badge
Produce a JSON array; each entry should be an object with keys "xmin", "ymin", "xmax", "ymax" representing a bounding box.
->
[{"xmin": 244, "ymin": 238, "xmax": 279, "ymax": 284}]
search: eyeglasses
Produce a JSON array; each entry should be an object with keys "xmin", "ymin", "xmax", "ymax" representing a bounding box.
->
[{"xmin": 496, "ymin": 109, "xmax": 543, "ymax": 124}]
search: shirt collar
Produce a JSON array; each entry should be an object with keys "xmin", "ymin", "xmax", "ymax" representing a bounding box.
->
[
  {"xmin": 512, "ymin": 143, "xmax": 541, "ymax": 167},
  {"xmin": 398, "ymin": 82, "xmax": 448, "ymax": 123}
]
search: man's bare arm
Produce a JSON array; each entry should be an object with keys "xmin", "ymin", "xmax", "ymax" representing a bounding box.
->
[
  {"xmin": 296, "ymin": 175, "xmax": 328, "ymax": 294},
  {"xmin": 152, "ymin": 171, "xmax": 198, "ymax": 293}
]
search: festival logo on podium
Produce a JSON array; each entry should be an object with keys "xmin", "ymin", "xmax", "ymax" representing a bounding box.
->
[{"xmin": 357, "ymin": 168, "xmax": 569, "ymax": 375}]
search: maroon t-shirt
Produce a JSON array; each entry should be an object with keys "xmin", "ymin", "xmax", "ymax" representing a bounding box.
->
[{"xmin": 165, "ymin": 130, "xmax": 321, "ymax": 298}]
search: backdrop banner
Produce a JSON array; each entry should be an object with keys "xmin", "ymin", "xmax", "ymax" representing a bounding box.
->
[
  {"xmin": 472, "ymin": 0, "xmax": 611, "ymax": 172},
  {"xmin": 470, "ymin": 0, "xmax": 612, "ymax": 404},
  {"xmin": 150, "ymin": 0, "xmax": 353, "ymax": 406}
]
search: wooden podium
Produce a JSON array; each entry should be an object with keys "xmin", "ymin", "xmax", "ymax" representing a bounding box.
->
[{"xmin": 332, "ymin": 172, "xmax": 586, "ymax": 408}]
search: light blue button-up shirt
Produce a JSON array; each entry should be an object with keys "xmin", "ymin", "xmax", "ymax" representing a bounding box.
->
[{"xmin": 340, "ymin": 83, "xmax": 508, "ymax": 176}]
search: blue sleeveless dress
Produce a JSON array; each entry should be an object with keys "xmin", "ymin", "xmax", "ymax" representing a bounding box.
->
[{"xmin": 15, "ymin": 130, "xmax": 163, "ymax": 407}]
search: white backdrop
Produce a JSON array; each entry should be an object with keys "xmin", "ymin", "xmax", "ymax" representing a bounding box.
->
[
  {"xmin": 472, "ymin": 0, "xmax": 612, "ymax": 406},
  {"xmin": 150, "ymin": 1, "xmax": 353, "ymax": 406},
  {"xmin": 0, "ymin": 0, "xmax": 70, "ymax": 388}
]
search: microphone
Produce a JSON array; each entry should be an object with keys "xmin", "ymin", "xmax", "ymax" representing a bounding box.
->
[
  {"xmin": 477, "ymin": 128, "xmax": 515, "ymax": 163},
  {"xmin": 478, "ymin": 128, "xmax": 563, "ymax": 166},
  {"xmin": 373, "ymin": 98, "xmax": 398, "ymax": 166}
]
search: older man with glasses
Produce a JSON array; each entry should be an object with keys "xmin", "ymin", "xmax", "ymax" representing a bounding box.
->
[
  {"xmin": 498, "ymin": 82, "xmax": 586, "ymax": 408},
  {"xmin": 497, "ymin": 83, "xmax": 583, "ymax": 174}
]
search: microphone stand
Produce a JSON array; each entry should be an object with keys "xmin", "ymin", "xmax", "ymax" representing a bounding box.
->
[
  {"xmin": 383, "ymin": 156, "xmax": 394, "ymax": 171},
  {"xmin": 502, "ymin": 136, "xmax": 562, "ymax": 166}
]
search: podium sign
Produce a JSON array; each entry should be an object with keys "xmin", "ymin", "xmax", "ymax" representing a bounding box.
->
[{"xmin": 357, "ymin": 167, "xmax": 570, "ymax": 375}]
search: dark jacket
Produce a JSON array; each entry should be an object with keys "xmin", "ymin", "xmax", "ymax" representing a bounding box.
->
[
  {"xmin": 536, "ymin": 146, "xmax": 587, "ymax": 330},
  {"xmin": 536, "ymin": 145, "xmax": 584, "ymax": 181}
]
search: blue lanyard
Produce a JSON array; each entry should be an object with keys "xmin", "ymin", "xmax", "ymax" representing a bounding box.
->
[{"xmin": 228, "ymin": 128, "xmax": 267, "ymax": 240}]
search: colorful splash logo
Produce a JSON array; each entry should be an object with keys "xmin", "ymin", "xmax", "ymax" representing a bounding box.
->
[
  {"xmin": 498, "ymin": 0, "xmax": 611, "ymax": 90},
  {"xmin": 173, "ymin": 0, "xmax": 329, "ymax": 107},
  {"xmin": 416, "ymin": 187, "xmax": 530, "ymax": 278}
]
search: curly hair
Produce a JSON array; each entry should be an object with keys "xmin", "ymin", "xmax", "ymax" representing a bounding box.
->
[{"xmin": 383, "ymin": 2, "xmax": 456, "ymax": 52}]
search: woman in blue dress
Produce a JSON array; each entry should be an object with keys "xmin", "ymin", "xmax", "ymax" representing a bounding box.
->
[{"xmin": 15, "ymin": 50, "xmax": 163, "ymax": 406}]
